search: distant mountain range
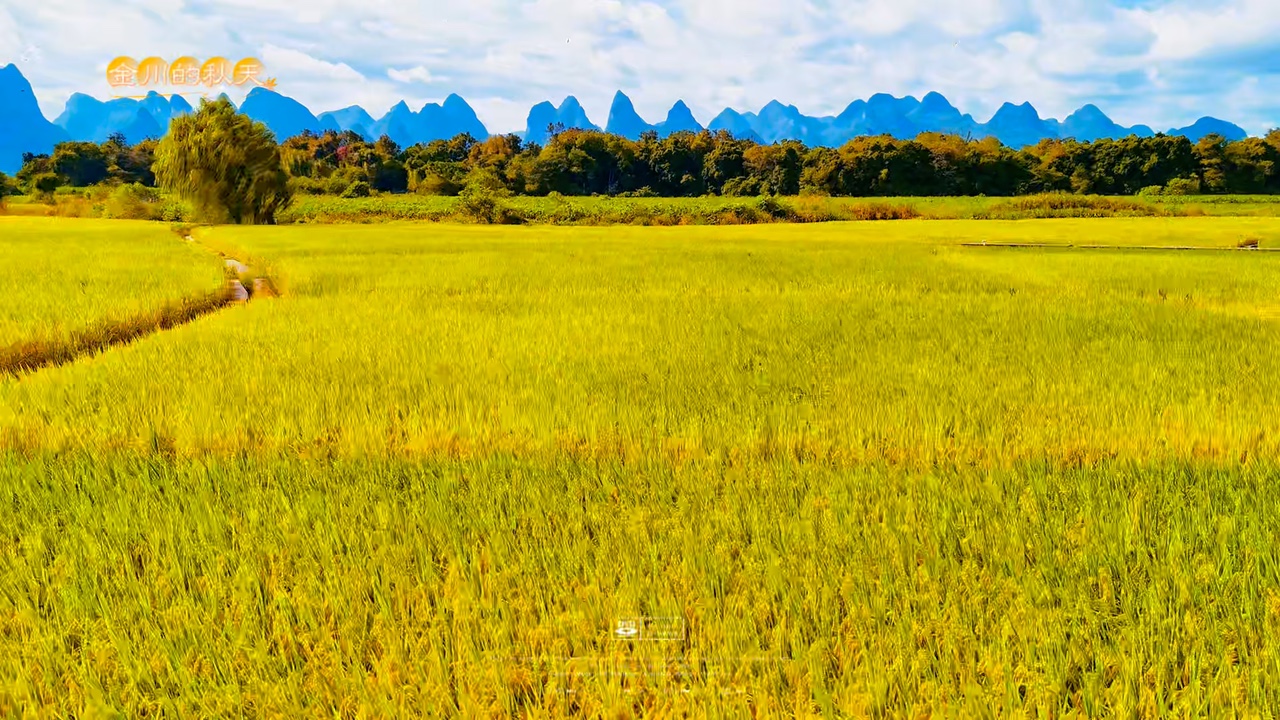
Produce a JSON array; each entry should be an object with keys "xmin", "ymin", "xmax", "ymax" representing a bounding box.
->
[{"xmin": 0, "ymin": 62, "xmax": 1253, "ymax": 174}]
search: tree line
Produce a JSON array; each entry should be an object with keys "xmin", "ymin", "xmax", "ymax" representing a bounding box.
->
[{"xmin": 6, "ymin": 99, "xmax": 1280, "ymax": 204}]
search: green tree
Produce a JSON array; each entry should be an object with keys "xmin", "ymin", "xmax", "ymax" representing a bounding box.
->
[
  {"xmin": 1222, "ymin": 137, "xmax": 1279, "ymax": 193},
  {"xmin": 153, "ymin": 97, "xmax": 292, "ymax": 224},
  {"xmin": 16, "ymin": 153, "xmax": 55, "ymax": 189},
  {"xmin": 51, "ymin": 141, "xmax": 109, "ymax": 186},
  {"xmin": 1193, "ymin": 134, "xmax": 1230, "ymax": 194}
]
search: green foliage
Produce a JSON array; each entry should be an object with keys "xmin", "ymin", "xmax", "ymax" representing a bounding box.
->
[
  {"xmin": 1165, "ymin": 176, "xmax": 1202, "ymax": 196},
  {"xmin": 338, "ymin": 180, "xmax": 371, "ymax": 198},
  {"xmin": 153, "ymin": 97, "xmax": 292, "ymax": 224},
  {"xmin": 102, "ymin": 183, "xmax": 162, "ymax": 220},
  {"xmin": 51, "ymin": 141, "xmax": 109, "ymax": 187},
  {"xmin": 32, "ymin": 172, "xmax": 60, "ymax": 195},
  {"xmin": 456, "ymin": 167, "xmax": 517, "ymax": 224},
  {"xmin": 287, "ymin": 176, "xmax": 328, "ymax": 195},
  {"xmin": 276, "ymin": 192, "xmax": 1249, "ymax": 225}
]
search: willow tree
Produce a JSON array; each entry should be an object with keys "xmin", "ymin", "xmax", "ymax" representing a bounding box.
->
[{"xmin": 153, "ymin": 97, "xmax": 291, "ymax": 224}]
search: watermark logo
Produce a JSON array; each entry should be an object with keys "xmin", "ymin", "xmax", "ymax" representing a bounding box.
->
[
  {"xmin": 613, "ymin": 616, "xmax": 685, "ymax": 642},
  {"xmin": 105, "ymin": 56, "xmax": 277, "ymax": 98}
]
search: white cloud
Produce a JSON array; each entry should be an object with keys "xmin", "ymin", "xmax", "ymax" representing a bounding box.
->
[
  {"xmin": 260, "ymin": 44, "xmax": 364, "ymax": 82},
  {"xmin": 387, "ymin": 65, "xmax": 434, "ymax": 84}
]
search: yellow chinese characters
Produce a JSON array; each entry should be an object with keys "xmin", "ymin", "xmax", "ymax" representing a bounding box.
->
[
  {"xmin": 169, "ymin": 57, "xmax": 200, "ymax": 87},
  {"xmin": 106, "ymin": 56, "xmax": 136, "ymax": 88},
  {"xmin": 136, "ymin": 57, "xmax": 167, "ymax": 86},
  {"xmin": 199, "ymin": 57, "xmax": 232, "ymax": 87},
  {"xmin": 105, "ymin": 56, "xmax": 275, "ymax": 91}
]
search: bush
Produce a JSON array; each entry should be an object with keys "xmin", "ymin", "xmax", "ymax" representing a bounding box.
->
[
  {"xmin": 339, "ymin": 180, "xmax": 372, "ymax": 199},
  {"xmin": 412, "ymin": 172, "xmax": 463, "ymax": 197},
  {"xmin": 842, "ymin": 202, "xmax": 920, "ymax": 221},
  {"xmin": 979, "ymin": 193, "xmax": 1169, "ymax": 219},
  {"xmin": 103, "ymin": 183, "xmax": 161, "ymax": 220},
  {"xmin": 288, "ymin": 176, "xmax": 329, "ymax": 195},
  {"xmin": 755, "ymin": 195, "xmax": 795, "ymax": 220},
  {"xmin": 1137, "ymin": 186, "xmax": 1164, "ymax": 197},
  {"xmin": 617, "ymin": 187, "xmax": 658, "ymax": 198},
  {"xmin": 1164, "ymin": 177, "xmax": 1201, "ymax": 196},
  {"xmin": 324, "ymin": 170, "xmax": 365, "ymax": 195},
  {"xmin": 456, "ymin": 168, "xmax": 522, "ymax": 224},
  {"xmin": 32, "ymin": 173, "xmax": 61, "ymax": 194},
  {"xmin": 159, "ymin": 199, "xmax": 192, "ymax": 222}
]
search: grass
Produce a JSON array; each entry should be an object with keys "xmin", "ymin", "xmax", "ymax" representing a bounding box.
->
[
  {"xmin": 0, "ymin": 218, "xmax": 227, "ymax": 351},
  {"xmin": 278, "ymin": 193, "xmax": 1280, "ymax": 225},
  {"xmin": 15, "ymin": 191, "xmax": 1280, "ymax": 226},
  {"xmin": 3, "ymin": 215, "xmax": 1280, "ymax": 715}
]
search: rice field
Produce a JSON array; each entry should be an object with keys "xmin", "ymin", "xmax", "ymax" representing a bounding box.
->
[
  {"xmin": 3, "ymin": 216, "xmax": 1280, "ymax": 717},
  {"xmin": 0, "ymin": 218, "xmax": 225, "ymax": 347}
]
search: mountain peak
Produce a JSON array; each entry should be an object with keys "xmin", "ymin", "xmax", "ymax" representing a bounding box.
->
[
  {"xmin": 0, "ymin": 64, "xmax": 70, "ymax": 173},
  {"xmin": 0, "ymin": 63, "xmax": 30, "ymax": 93},
  {"xmin": 1171, "ymin": 116, "xmax": 1248, "ymax": 142},
  {"xmin": 919, "ymin": 91, "xmax": 955, "ymax": 111},
  {"xmin": 606, "ymin": 91, "xmax": 650, "ymax": 139},
  {"xmin": 657, "ymin": 99, "xmax": 701, "ymax": 136},
  {"xmin": 992, "ymin": 101, "xmax": 1041, "ymax": 120}
]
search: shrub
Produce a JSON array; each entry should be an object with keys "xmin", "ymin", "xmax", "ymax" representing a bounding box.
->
[
  {"xmin": 32, "ymin": 173, "xmax": 61, "ymax": 194},
  {"xmin": 843, "ymin": 202, "xmax": 920, "ymax": 221},
  {"xmin": 1137, "ymin": 186, "xmax": 1164, "ymax": 197},
  {"xmin": 1164, "ymin": 177, "xmax": 1201, "ymax": 196},
  {"xmin": 288, "ymin": 176, "xmax": 329, "ymax": 195},
  {"xmin": 159, "ymin": 199, "xmax": 192, "ymax": 222},
  {"xmin": 47, "ymin": 195, "xmax": 97, "ymax": 218},
  {"xmin": 456, "ymin": 168, "xmax": 523, "ymax": 224},
  {"xmin": 755, "ymin": 195, "xmax": 795, "ymax": 221},
  {"xmin": 339, "ymin": 181, "xmax": 372, "ymax": 199},
  {"xmin": 413, "ymin": 172, "xmax": 463, "ymax": 197},
  {"xmin": 103, "ymin": 183, "xmax": 161, "ymax": 220},
  {"xmin": 979, "ymin": 193, "xmax": 1169, "ymax": 219},
  {"xmin": 617, "ymin": 187, "xmax": 658, "ymax": 198},
  {"xmin": 325, "ymin": 170, "xmax": 364, "ymax": 195}
]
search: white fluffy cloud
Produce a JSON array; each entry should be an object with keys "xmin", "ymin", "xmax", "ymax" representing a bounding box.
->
[{"xmin": 0, "ymin": 0, "xmax": 1276, "ymax": 134}]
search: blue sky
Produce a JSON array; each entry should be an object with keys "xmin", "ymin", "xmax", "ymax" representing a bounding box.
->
[{"xmin": 0, "ymin": 0, "xmax": 1276, "ymax": 134}]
